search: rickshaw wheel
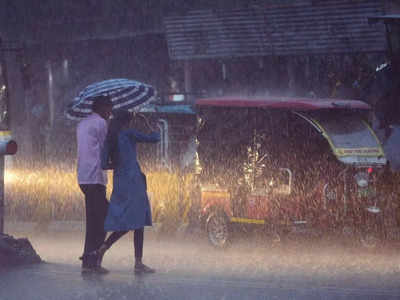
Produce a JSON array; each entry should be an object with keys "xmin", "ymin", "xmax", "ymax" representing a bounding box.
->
[
  {"xmin": 270, "ymin": 230, "xmax": 281, "ymax": 244},
  {"xmin": 360, "ymin": 233, "xmax": 379, "ymax": 249},
  {"xmin": 359, "ymin": 210, "xmax": 384, "ymax": 249},
  {"xmin": 206, "ymin": 212, "xmax": 230, "ymax": 248}
]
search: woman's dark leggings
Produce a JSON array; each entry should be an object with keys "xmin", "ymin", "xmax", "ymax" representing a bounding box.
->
[{"xmin": 104, "ymin": 228, "xmax": 144, "ymax": 259}]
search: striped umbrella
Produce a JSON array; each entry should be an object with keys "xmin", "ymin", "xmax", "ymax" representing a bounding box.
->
[{"xmin": 65, "ymin": 78, "xmax": 156, "ymax": 120}]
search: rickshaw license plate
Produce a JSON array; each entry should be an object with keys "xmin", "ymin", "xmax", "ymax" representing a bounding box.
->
[{"xmin": 358, "ymin": 188, "xmax": 375, "ymax": 198}]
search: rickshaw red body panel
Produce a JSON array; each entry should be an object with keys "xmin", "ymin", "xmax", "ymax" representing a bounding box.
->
[
  {"xmin": 201, "ymin": 188, "xmax": 233, "ymax": 217},
  {"xmin": 247, "ymin": 194, "xmax": 270, "ymax": 219}
]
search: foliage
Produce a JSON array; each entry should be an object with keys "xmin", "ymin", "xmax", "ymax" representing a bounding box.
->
[{"xmin": 4, "ymin": 165, "xmax": 193, "ymax": 235}]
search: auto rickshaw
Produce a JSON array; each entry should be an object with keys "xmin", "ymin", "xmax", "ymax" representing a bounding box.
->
[{"xmin": 190, "ymin": 96, "xmax": 387, "ymax": 248}]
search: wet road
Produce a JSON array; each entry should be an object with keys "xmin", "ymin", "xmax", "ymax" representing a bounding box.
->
[{"xmin": 1, "ymin": 229, "xmax": 400, "ymax": 300}]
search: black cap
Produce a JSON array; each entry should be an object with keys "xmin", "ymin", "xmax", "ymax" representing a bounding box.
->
[{"xmin": 92, "ymin": 95, "xmax": 112, "ymax": 112}]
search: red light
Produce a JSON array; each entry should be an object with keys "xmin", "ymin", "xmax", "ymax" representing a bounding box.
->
[{"xmin": 368, "ymin": 167, "xmax": 373, "ymax": 174}]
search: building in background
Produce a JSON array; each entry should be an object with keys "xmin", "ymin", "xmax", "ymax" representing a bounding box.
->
[{"xmin": 0, "ymin": 0, "xmax": 392, "ymax": 169}]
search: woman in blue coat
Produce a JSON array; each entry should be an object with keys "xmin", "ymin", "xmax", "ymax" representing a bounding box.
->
[{"xmin": 97, "ymin": 110, "xmax": 160, "ymax": 274}]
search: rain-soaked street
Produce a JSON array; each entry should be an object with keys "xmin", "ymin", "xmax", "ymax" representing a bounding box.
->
[
  {"xmin": 2, "ymin": 2, "xmax": 400, "ymax": 300},
  {"xmin": 1, "ymin": 226, "xmax": 400, "ymax": 300}
]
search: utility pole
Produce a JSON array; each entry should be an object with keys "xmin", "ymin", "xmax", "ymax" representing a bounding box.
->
[
  {"xmin": 0, "ymin": 38, "xmax": 8, "ymax": 234},
  {"xmin": 0, "ymin": 38, "xmax": 19, "ymax": 234}
]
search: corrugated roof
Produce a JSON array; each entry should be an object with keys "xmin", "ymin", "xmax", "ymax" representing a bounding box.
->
[
  {"xmin": 0, "ymin": 40, "xmax": 23, "ymax": 52},
  {"xmin": 164, "ymin": 0, "xmax": 386, "ymax": 59},
  {"xmin": 369, "ymin": 14, "xmax": 400, "ymax": 24}
]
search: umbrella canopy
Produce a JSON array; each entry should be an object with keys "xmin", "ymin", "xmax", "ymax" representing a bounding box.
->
[{"xmin": 66, "ymin": 78, "xmax": 156, "ymax": 120}]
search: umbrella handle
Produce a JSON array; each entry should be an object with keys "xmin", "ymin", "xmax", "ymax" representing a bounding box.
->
[{"xmin": 138, "ymin": 113, "xmax": 156, "ymax": 131}]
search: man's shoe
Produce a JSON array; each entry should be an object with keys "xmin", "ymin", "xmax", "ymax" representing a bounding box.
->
[
  {"xmin": 94, "ymin": 266, "xmax": 109, "ymax": 275},
  {"xmin": 134, "ymin": 263, "xmax": 155, "ymax": 274},
  {"xmin": 81, "ymin": 267, "xmax": 97, "ymax": 275}
]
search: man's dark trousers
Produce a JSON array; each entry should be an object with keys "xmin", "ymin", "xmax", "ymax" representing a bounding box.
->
[{"xmin": 79, "ymin": 184, "xmax": 108, "ymax": 268}]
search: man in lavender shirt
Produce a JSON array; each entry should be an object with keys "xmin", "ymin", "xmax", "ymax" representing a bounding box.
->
[{"xmin": 77, "ymin": 95, "xmax": 112, "ymax": 274}]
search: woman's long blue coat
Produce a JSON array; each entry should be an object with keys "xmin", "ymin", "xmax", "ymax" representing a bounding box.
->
[{"xmin": 102, "ymin": 129, "xmax": 160, "ymax": 231}]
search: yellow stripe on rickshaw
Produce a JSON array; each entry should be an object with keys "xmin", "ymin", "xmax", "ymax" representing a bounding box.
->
[
  {"xmin": 334, "ymin": 147, "xmax": 384, "ymax": 157},
  {"xmin": 230, "ymin": 217, "xmax": 265, "ymax": 224}
]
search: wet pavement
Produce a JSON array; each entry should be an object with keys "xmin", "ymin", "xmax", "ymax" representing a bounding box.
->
[{"xmin": 1, "ymin": 228, "xmax": 400, "ymax": 300}]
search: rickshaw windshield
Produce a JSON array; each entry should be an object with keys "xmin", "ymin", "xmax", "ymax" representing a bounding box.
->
[
  {"xmin": 304, "ymin": 111, "xmax": 385, "ymax": 164},
  {"xmin": 312, "ymin": 113, "xmax": 378, "ymax": 149}
]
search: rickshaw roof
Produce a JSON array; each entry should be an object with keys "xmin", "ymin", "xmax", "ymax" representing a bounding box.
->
[{"xmin": 195, "ymin": 96, "xmax": 370, "ymax": 111}]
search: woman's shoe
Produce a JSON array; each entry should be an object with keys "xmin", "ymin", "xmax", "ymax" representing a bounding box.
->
[
  {"xmin": 134, "ymin": 263, "xmax": 155, "ymax": 274},
  {"xmin": 94, "ymin": 266, "xmax": 109, "ymax": 274},
  {"xmin": 81, "ymin": 266, "xmax": 109, "ymax": 275}
]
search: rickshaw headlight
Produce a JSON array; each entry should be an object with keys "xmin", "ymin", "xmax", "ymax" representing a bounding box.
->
[
  {"xmin": 354, "ymin": 172, "xmax": 368, "ymax": 188},
  {"xmin": 357, "ymin": 178, "xmax": 368, "ymax": 188}
]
